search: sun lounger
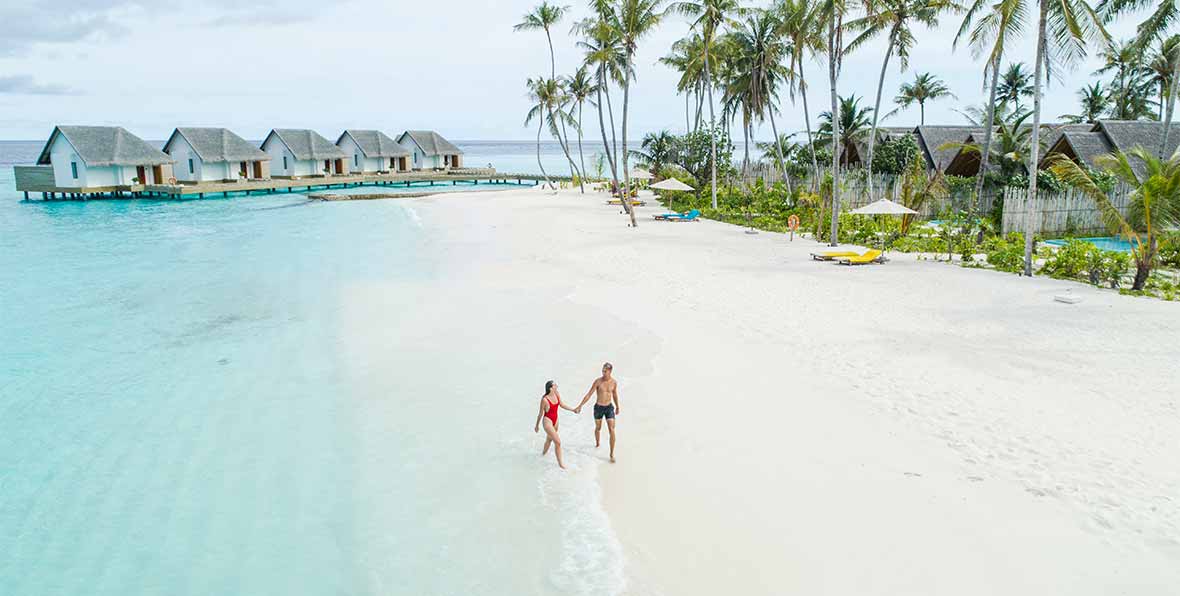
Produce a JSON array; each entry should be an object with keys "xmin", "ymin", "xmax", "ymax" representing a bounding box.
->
[
  {"xmin": 810, "ymin": 250, "xmax": 860, "ymax": 261},
  {"xmin": 836, "ymin": 249, "xmax": 885, "ymax": 265},
  {"xmin": 607, "ymin": 199, "xmax": 646, "ymax": 206},
  {"xmin": 653, "ymin": 209, "xmax": 701, "ymax": 222}
]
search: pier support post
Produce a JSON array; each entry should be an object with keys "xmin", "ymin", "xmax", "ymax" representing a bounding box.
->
[{"xmin": 23, "ymin": 191, "xmax": 28, "ymax": 200}]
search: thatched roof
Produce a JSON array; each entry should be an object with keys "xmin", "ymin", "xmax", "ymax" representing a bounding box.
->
[
  {"xmin": 164, "ymin": 127, "xmax": 270, "ymax": 163},
  {"xmin": 1042, "ymin": 131, "xmax": 1113, "ymax": 170},
  {"xmin": 265, "ymin": 129, "xmax": 348, "ymax": 161},
  {"xmin": 338, "ymin": 130, "xmax": 410, "ymax": 158},
  {"xmin": 914, "ymin": 126, "xmax": 986, "ymax": 171},
  {"xmin": 1096, "ymin": 120, "xmax": 1180, "ymax": 157},
  {"xmin": 399, "ymin": 130, "xmax": 463, "ymax": 156},
  {"xmin": 37, "ymin": 125, "xmax": 173, "ymax": 167}
]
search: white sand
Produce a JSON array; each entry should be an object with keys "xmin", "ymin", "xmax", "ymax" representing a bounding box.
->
[{"xmin": 408, "ymin": 187, "xmax": 1180, "ymax": 595}]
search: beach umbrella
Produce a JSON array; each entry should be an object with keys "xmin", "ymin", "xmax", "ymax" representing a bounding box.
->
[
  {"xmin": 629, "ymin": 168, "xmax": 654, "ymax": 180},
  {"xmin": 850, "ymin": 200, "xmax": 917, "ymax": 252},
  {"xmin": 649, "ymin": 178, "xmax": 695, "ymax": 212},
  {"xmin": 648, "ymin": 178, "xmax": 695, "ymax": 191},
  {"xmin": 849, "ymin": 199, "xmax": 917, "ymax": 215}
]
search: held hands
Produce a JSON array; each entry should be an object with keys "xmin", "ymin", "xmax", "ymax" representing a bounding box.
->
[{"xmin": 574, "ymin": 406, "xmax": 582, "ymax": 414}]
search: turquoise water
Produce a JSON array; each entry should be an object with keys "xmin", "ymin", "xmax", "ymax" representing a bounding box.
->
[
  {"xmin": 1044, "ymin": 236, "xmax": 1139, "ymax": 253},
  {"xmin": 0, "ymin": 143, "xmax": 625, "ymax": 595}
]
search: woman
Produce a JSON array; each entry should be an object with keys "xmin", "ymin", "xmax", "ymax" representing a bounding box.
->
[{"xmin": 534, "ymin": 380, "xmax": 576, "ymax": 469}]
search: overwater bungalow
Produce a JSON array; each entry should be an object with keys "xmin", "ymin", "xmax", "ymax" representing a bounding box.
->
[
  {"xmin": 163, "ymin": 127, "xmax": 271, "ymax": 183},
  {"xmin": 34, "ymin": 125, "xmax": 174, "ymax": 189},
  {"xmin": 261, "ymin": 129, "xmax": 350, "ymax": 178},
  {"xmin": 336, "ymin": 130, "xmax": 411, "ymax": 174},
  {"xmin": 397, "ymin": 130, "xmax": 463, "ymax": 170}
]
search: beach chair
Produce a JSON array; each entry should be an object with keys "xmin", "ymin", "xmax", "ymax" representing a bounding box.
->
[
  {"xmin": 836, "ymin": 249, "xmax": 885, "ymax": 265},
  {"xmin": 607, "ymin": 199, "xmax": 646, "ymax": 206},
  {"xmin": 654, "ymin": 209, "xmax": 700, "ymax": 222},
  {"xmin": 810, "ymin": 250, "xmax": 861, "ymax": 261}
]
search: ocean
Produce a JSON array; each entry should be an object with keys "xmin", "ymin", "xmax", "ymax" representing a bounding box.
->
[{"xmin": 0, "ymin": 140, "xmax": 624, "ymax": 595}]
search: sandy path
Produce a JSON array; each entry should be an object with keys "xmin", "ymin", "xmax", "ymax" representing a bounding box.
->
[{"xmin": 414, "ymin": 187, "xmax": 1180, "ymax": 595}]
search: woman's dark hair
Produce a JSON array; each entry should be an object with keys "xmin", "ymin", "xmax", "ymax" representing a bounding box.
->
[{"xmin": 544, "ymin": 380, "xmax": 555, "ymax": 397}]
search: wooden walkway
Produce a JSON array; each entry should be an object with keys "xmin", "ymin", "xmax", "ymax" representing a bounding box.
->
[{"xmin": 13, "ymin": 166, "xmax": 542, "ymax": 200}]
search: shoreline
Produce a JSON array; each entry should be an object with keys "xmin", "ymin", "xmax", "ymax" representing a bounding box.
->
[{"xmin": 409, "ymin": 186, "xmax": 1179, "ymax": 595}]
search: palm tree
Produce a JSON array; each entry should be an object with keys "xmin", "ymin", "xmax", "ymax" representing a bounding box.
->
[
  {"xmin": 845, "ymin": 0, "xmax": 959, "ymax": 190},
  {"xmin": 576, "ymin": 5, "xmax": 626, "ymax": 194},
  {"xmin": 673, "ymin": 0, "xmax": 743, "ymax": 209},
  {"xmin": 1147, "ymin": 36, "xmax": 1180, "ymax": 121},
  {"xmin": 955, "ymin": 0, "xmax": 1026, "ymax": 227},
  {"xmin": 514, "ymin": 2, "xmax": 572, "ymax": 80},
  {"xmin": 996, "ymin": 62, "xmax": 1033, "ymax": 111},
  {"xmin": 777, "ymin": 0, "xmax": 826, "ymax": 188},
  {"xmin": 525, "ymin": 77, "xmax": 557, "ymax": 190},
  {"xmin": 617, "ymin": 0, "xmax": 666, "ymax": 227},
  {"xmin": 817, "ymin": 95, "xmax": 874, "ymax": 165},
  {"xmin": 822, "ymin": 0, "xmax": 850, "ymax": 245},
  {"xmin": 661, "ymin": 35, "xmax": 698, "ymax": 131},
  {"xmin": 1098, "ymin": 0, "xmax": 1179, "ymax": 155},
  {"xmin": 727, "ymin": 9, "xmax": 793, "ymax": 187},
  {"xmin": 1061, "ymin": 82, "xmax": 1110, "ymax": 123},
  {"xmin": 631, "ymin": 130, "xmax": 680, "ymax": 176},
  {"xmin": 1020, "ymin": 0, "xmax": 1108, "ymax": 276},
  {"xmin": 1049, "ymin": 148, "xmax": 1180, "ymax": 289},
  {"xmin": 893, "ymin": 72, "xmax": 956, "ymax": 125},
  {"xmin": 565, "ymin": 67, "xmax": 596, "ymax": 191},
  {"xmin": 1096, "ymin": 38, "xmax": 1155, "ymax": 120}
]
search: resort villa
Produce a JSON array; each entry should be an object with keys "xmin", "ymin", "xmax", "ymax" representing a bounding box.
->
[
  {"xmin": 163, "ymin": 127, "xmax": 271, "ymax": 183},
  {"xmin": 336, "ymin": 130, "xmax": 411, "ymax": 174},
  {"xmin": 1041, "ymin": 120, "xmax": 1180, "ymax": 180},
  {"xmin": 397, "ymin": 130, "xmax": 464, "ymax": 170},
  {"xmin": 261, "ymin": 129, "xmax": 351, "ymax": 178},
  {"xmin": 34, "ymin": 125, "xmax": 174, "ymax": 189}
]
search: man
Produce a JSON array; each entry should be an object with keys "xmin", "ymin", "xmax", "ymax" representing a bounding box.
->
[{"xmin": 576, "ymin": 362, "xmax": 620, "ymax": 462}]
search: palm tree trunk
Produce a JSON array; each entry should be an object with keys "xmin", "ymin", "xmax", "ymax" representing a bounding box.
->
[
  {"xmin": 685, "ymin": 91, "xmax": 691, "ymax": 132},
  {"xmin": 622, "ymin": 57, "xmax": 638, "ymax": 227},
  {"xmin": 767, "ymin": 107, "xmax": 791, "ymax": 193},
  {"xmin": 706, "ymin": 47, "xmax": 718, "ymax": 210},
  {"xmin": 1161, "ymin": 60, "xmax": 1179, "ymax": 157},
  {"xmin": 545, "ymin": 29, "xmax": 556, "ymax": 79},
  {"xmin": 865, "ymin": 30, "xmax": 896, "ymax": 199},
  {"xmin": 596, "ymin": 67, "xmax": 620, "ymax": 191},
  {"xmin": 556, "ymin": 109, "xmax": 585, "ymax": 191},
  {"xmin": 537, "ymin": 114, "xmax": 554, "ymax": 190},
  {"xmin": 577, "ymin": 101, "xmax": 588, "ymax": 189},
  {"xmin": 1023, "ymin": 0, "xmax": 1050, "ymax": 276},
  {"xmin": 973, "ymin": 55, "xmax": 1001, "ymax": 228},
  {"xmin": 799, "ymin": 61, "xmax": 820, "ymax": 191},
  {"xmin": 606, "ymin": 82, "xmax": 620, "ymax": 170},
  {"xmin": 827, "ymin": 13, "xmax": 842, "ymax": 247},
  {"xmin": 695, "ymin": 82, "xmax": 706, "ymax": 132}
]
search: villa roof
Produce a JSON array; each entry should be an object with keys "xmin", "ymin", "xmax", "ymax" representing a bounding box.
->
[
  {"xmin": 1095, "ymin": 120, "xmax": 1180, "ymax": 156},
  {"xmin": 164, "ymin": 127, "xmax": 270, "ymax": 163},
  {"xmin": 265, "ymin": 128, "xmax": 348, "ymax": 161},
  {"xmin": 338, "ymin": 129, "xmax": 410, "ymax": 158},
  {"xmin": 36, "ymin": 125, "xmax": 173, "ymax": 167},
  {"xmin": 1044, "ymin": 131, "xmax": 1113, "ymax": 169},
  {"xmin": 399, "ymin": 130, "xmax": 463, "ymax": 156},
  {"xmin": 914, "ymin": 126, "xmax": 986, "ymax": 171}
]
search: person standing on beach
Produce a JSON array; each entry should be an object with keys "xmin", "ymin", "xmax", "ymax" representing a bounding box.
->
[
  {"xmin": 575, "ymin": 363, "xmax": 620, "ymax": 463},
  {"xmin": 535, "ymin": 380, "xmax": 576, "ymax": 469}
]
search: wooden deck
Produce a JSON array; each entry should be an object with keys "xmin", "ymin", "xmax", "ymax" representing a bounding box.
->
[{"xmin": 13, "ymin": 166, "xmax": 543, "ymax": 200}]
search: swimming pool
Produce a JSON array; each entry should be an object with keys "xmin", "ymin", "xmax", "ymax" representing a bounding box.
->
[{"xmin": 1044, "ymin": 236, "xmax": 1139, "ymax": 253}]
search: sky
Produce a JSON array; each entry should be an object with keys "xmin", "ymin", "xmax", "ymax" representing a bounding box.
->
[{"xmin": 0, "ymin": 0, "xmax": 1157, "ymax": 142}]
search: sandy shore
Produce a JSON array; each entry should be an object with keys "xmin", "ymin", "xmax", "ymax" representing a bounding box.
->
[{"xmin": 409, "ymin": 186, "xmax": 1180, "ymax": 595}]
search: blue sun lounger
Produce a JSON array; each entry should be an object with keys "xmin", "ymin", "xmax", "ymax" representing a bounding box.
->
[{"xmin": 653, "ymin": 209, "xmax": 701, "ymax": 222}]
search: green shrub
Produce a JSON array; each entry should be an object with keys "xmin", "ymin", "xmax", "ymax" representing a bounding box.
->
[
  {"xmin": 1159, "ymin": 233, "xmax": 1180, "ymax": 269},
  {"xmin": 984, "ymin": 233, "xmax": 1025, "ymax": 273},
  {"xmin": 1041, "ymin": 239, "xmax": 1097, "ymax": 279}
]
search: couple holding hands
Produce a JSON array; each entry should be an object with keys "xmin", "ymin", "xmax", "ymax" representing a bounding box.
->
[{"xmin": 534, "ymin": 362, "xmax": 621, "ymax": 468}]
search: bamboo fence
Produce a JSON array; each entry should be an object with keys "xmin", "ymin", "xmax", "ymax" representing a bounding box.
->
[{"xmin": 1001, "ymin": 184, "xmax": 1133, "ymax": 236}]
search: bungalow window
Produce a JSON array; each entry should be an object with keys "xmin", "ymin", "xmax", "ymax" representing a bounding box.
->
[
  {"xmin": 188, "ymin": 159, "xmax": 194, "ymax": 174},
  {"xmin": 70, "ymin": 162, "xmax": 78, "ymax": 179},
  {"xmin": 282, "ymin": 156, "xmax": 288, "ymax": 170},
  {"xmin": 354, "ymin": 154, "xmax": 359, "ymax": 167}
]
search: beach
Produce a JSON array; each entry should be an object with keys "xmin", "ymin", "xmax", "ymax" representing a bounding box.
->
[{"xmin": 402, "ymin": 185, "xmax": 1180, "ymax": 594}]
